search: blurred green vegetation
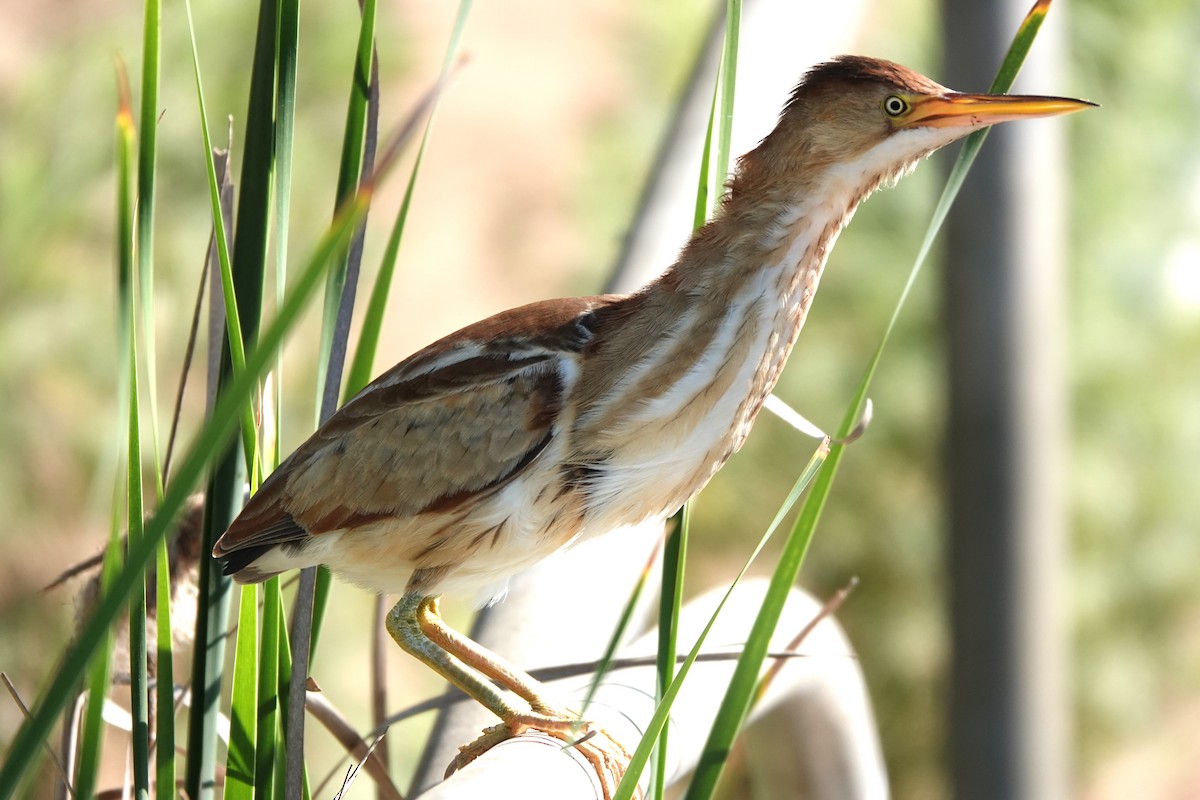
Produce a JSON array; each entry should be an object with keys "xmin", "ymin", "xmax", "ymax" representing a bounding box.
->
[{"xmin": 1, "ymin": 0, "xmax": 1197, "ymax": 797}]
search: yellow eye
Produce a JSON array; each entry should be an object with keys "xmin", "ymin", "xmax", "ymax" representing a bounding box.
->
[{"xmin": 883, "ymin": 95, "xmax": 909, "ymax": 117}]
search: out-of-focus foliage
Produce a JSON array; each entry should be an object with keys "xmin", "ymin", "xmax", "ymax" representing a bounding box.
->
[{"xmin": 1066, "ymin": 0, "xmax": 1200, "ymax": 782}]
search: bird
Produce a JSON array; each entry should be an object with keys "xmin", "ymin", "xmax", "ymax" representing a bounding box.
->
[{"xmin": 213, "ymin": 56, "xmax": 1091, "ymax": 790}]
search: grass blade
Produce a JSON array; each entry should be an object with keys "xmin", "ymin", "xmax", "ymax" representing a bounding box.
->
[
  {"xmin": 229, "ymin": 0, "xmax": 280, "ymax": 375},
  {"xmin": 162, "ymin": 145, "xmax": 230, "ymax": 485},
  {"xmin": 290, "ymin": 9, "xmax": 381, "ymax": 790},
  {"xmin": 74, "ymin": 74, "xmax": 139, "ymax": 798},
  {"xmin": 271, "ymin": 585, "xmax": 294, "ymax": 799},
  {"xmin": 255, "ymin": 577, "xmax": 284, "ymax": 800},
  {"xmin": 186, "ymin": 145, "xmax": 241, "ymax": 800},
  {"xmin": 692, "ymin": 82, "xmax": 718, "ymax": 229},
  {"xmin": 681, "ymin": 458, "xmax": 830, "ymax": 800},
  {"xmin": 345, "ymin": 0, "xmax": 473, "ymax": 398},
  {"xmin": 182, "ymin": 0, "xmax": 261, "ymax": 481},
  {"xmin": 613, "ymin": 441, "xmax": 831, "ymax": 800},
  {"xmin": 713, "ymin": 0, "xmax": 740, "ymax": 184},
  {"xmin": 652, "ymin": 508, "xmax": 687, "ymax": 799},
  {"xmin": 73, "ymin": 498, "xmax": 125, "ymax": 800},
  {"xmin": 186, "ymin": 0, "xmax": 283, "ymax": 793},
  {"xmin": 225, "ymin": 584, "xmax": 260, "ymax": 799},
  {"xmin": 315, "ymin": 0, "xmax": 377, "ymax": 420},
  {"xmin": 857, "ymin": 0, "xmax": 1054, "ymax": 391},
  {"xmin": 121, "ymin": 23, "xmax": 175, "ymax": 791},
  {"xmin": 153, "ymin": 536, "xmax": 175, "ymax": 797},
  {"xmin": 136, "ymin": 0, "xmax": 163, "ymax": 498},
  {"xmin": 627, "ymin": 6, "xmax": 737, "ymax": 796},
  {"xmin": 0, "ymin": 178, "xmax": 373, "ymax": 800},
  {"xmin": 213, "ymin": 0, "xmax": 286, "ymax": 795},
  {"xmin": 265, "ymin": 2, "xmax": 298, "ymax": 795},
  {"xmin": 119, "ymin": 71, "xmax": 152, "ymax": 800},
  {"xmin": 272, "ymin": 0, "xmax": 301, "ymax": 463},
  {"xmin": 681, "ymin": 3, "xmax": 1059, "ymax": 797},
  {"xmin": 126, "ymin": 290, "xmax": 150, "ymax": 800}
]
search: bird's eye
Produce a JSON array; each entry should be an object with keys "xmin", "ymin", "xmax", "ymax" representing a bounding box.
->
[{"xmin": 883, "ymin": 95, "xmax": 909, "ymax": 117}]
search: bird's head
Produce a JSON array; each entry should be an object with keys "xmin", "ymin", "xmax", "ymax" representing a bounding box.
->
[{"xmin": 746, "ymin": 55, "xmax": 1094, "ymax": 193}]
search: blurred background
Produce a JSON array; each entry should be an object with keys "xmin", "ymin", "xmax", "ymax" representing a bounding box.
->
[{"xmin": 1, "ymin": 0, "xmax": 1197, "ymax": 797}]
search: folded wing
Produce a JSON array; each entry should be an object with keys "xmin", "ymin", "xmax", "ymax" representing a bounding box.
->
[{"xmin": 212, "ymin": 296, "xmax": 613, "ymax": 580}]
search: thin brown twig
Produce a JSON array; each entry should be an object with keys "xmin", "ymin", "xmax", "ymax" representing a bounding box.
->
[
  {"xmin": 42, "ymin": 553, "xmax": 107, "ymax": 592},
  {"xmin": 2, "ymin": 673, "xmax": 76, "ymax": 796},
  {"xmin": 305, "ymin": 687, "xmax": 402, "ymax": 800},
  {"xmin": 755, "ymin": 576, "xmax": 860, "ymax": 703},
  {"xmin": 368, "ymin": 648, "xmax": 848, "ymax": 736}
]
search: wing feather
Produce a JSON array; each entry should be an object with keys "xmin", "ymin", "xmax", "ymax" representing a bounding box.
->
[{"xmin": 213, "ymin": 296, "xmax": 615, "ymax": 565}]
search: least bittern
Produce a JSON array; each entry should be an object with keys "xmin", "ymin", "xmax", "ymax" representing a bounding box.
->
[{"xmin": 213, "ymin": 56, "xmax": 1091, "ymax": 793}]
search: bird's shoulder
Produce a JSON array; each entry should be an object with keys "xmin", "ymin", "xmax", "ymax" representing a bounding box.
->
[
  {"xmin": 214, "ymin": 294, "xmax": 628, "ymax": 556},
  {"xmin": 352, "ymin": 294, "xmax": 624, "ymax": 405}
]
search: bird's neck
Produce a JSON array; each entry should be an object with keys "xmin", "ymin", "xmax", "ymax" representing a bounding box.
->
[
  {"xmin": 664, "ymin": 147, "xmax": 878, "ymax": 302},
  {"xmin": 653, "ymin": 157, "xmax": 871, "ymax": 384},
  {"xmin": 567, "ymin": 161, "xmax": 873, "ymax": 528},
  {"xmin": 575, "ymin": 158, "xmax": 872, "ymax": 455}
]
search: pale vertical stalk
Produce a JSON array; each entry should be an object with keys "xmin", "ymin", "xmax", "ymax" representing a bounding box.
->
[
  {"xmin": 254, "ymin": 578, "xmax": 283, "ymax": 800},
  {"xmin": 345, "ymin": 0, "xmax": 473, "ymax": 397},
  {"xmin": 291, "ymin": 4, "xmax": 379, "ymax": 795}
]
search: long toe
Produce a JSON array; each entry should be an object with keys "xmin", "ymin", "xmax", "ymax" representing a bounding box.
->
[
  {"xmin": 445, "ymin": 715, "xmax": 639, "ymax": 800},
  {"xmin": 552, "ymin": 723, "xmax": 639, "ymax": 800},
  {"xmin": 445, "ymin": 708, "xmax": 582, "ymax": 776},
  {"xmin": 445, "ymin": 723, "xmax": 514, "ymax": 778}
]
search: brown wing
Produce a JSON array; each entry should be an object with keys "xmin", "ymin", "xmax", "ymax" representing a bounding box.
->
[{"xmin": 212, "ymin": 296, "xmax": 617, "ymax": 568}]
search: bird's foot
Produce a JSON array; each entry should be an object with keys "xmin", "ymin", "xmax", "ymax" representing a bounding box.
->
[
  {"xmin": 557, "ymin": 723, "xmax": 638, "ymax": 800},
  {"xmin": 445, "ymin": 722, "xmax": 512, "ymax": 773},
  {"xmin": 446, "ymin": 711, "xmax": 639, "ymax": 800}
]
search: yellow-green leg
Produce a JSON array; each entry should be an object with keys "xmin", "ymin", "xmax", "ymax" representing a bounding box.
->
[
  {"xmin": 414, "ymin": 595, "xmax": 568, "ymax": 716},
  {"xmin": 385, "ymin": 592, "xmax": 639, "ymax": 799},
  {"xmin": 385, "ymin": 592, "xmax": 578, "ymax": 733}
]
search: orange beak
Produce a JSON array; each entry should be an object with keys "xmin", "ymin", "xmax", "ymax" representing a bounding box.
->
[{"xmin": 903, "ymin": 92, "xmax": 1096, "ymax": 128}]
